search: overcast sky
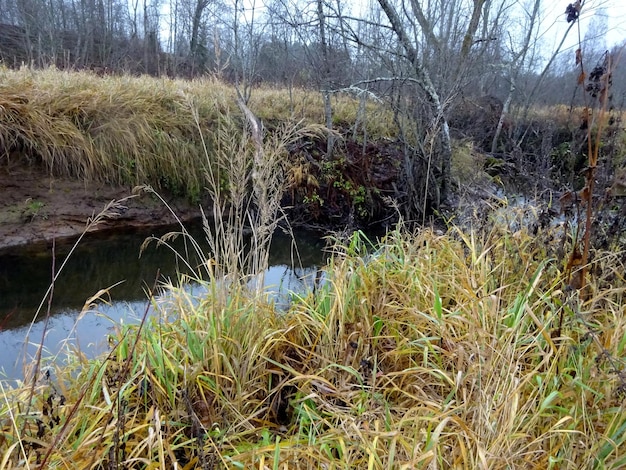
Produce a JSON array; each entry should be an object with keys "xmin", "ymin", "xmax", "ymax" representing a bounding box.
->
[
  {"xmin": 593, "ymin": 0, "xmax": 626, "ymax": 46},
  {"xmin": 549, "ymin": 0, "xmax": 626, "ymax": 48}
]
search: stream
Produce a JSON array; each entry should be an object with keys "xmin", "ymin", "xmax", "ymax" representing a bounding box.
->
[{"xmin": 0, "ymin": 221, "xmax": 327, "ymax": 381}]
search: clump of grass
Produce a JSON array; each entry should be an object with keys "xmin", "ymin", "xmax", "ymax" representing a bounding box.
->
[
  {"xmin": 136, "ymin": 93, "xmax": 328, "ymax": 296},
  {"xmin": 1, "ymin": 208, "xmax": 625, "ymax": 468},
  {"xmin": 0, "ymin": 66, "xmax": 395, "ymax": 204},
  {"xmin": 248, "ymin": 86, "xmax": 396, "ymax": 138},
  {"xmin": 0, "ymin": 67, "xmax": 228, "ymax": 200},
  {"xmin": 451, "ymin": 139, "xmax": 494, "ymax": 190}
]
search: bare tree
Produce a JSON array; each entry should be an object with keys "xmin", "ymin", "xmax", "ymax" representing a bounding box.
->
[
  {"xmin": 230, "ymin": 0, "xmax": 267, "ymax": 102},
  {"xmin": 491, "ymin": 0, "xmax": 542, "ymax": 153},
  {"xmin": 342, "ymin": 0, "xmax": 528, "ymax": 217},
  {"xmin": 264, "ymin": 0, "xmax": 356, "ymax": 157},
  {"xmin": 316, "ymin": 0, "xmax": 334, "ymax": 158},
  {"xmin": 374, "ymin": 0, "xmax": 489, "ymax": 213}
]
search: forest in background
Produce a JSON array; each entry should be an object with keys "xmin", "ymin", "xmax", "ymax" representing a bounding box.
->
[
  {"xmin": 1, "ymin": 0, "xmax": 625, "ymax": 226},
  {"xmin": 0, "ymin": 0, "xmax": 624, "ymax": 102}
]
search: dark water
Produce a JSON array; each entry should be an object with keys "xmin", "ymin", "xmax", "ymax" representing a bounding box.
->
[{"xmin": 0, "ymin": 221, "xmax": 326, "ymax": 380}]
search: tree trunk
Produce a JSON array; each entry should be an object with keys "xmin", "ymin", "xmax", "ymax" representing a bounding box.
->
[
  {"xmin": 317, "ymin": 0, "xmax": 334, "ymax": 160},
  {"xmin": 189, "ymin": 0, "xmax": 208, "ymax": 73},
  {"xmin": 460, "ymin": 0, "xmax": 488, "ymax": 60},
  {"xmin": 491, "ymin": 78, "xmax": 514, "ymax": 153},
  {"xmin": 377, "ymin": 0, "xmax": 451, "ymax": 204}
]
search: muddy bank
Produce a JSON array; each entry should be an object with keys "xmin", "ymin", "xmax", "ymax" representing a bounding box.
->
[
  {"xmin": 0, "ymin": 163, "xmax": 202, "ymax": 252},
  {"xmin": 0, "ymin": 134, "xmax": 404, "ymax": 252}
]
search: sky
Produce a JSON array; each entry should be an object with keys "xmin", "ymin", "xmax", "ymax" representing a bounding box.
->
[
  {"xmin": 195, "ymin": 0, "xmax": 625, "ymax": 61},
  {"xmin": 545, "ymin": 0, "xmax": 626, "ymax": 49},
  {"xmin": 588, "ymin": 0, "xmax": 626, "ymax": 47},
  {"xmin": 218, "ymin": 0, "xmax": 626, "ymax": 50}
]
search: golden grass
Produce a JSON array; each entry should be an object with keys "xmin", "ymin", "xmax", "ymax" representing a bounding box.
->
[
  {"xmin": 0, "ymin": 67, "xmax": 226, "ymax": 199},
  {"xmin": 248, "ymin": 86, "xmax": 395, "ymax": 137},
  {"xmin": 1, "ymin": 217, "xmax": 625, "ymax": 469},
  {"xmin": 519, "ymin": 103, "xmax": 626, "ymax": 134},
  {"xmin": 0, "ymin": 66, "xmax": 395, "ymax": 202}
]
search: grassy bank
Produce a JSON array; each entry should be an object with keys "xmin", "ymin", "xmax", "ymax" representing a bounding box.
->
[
  {"xmin": 1, "ymin": 219, "xmax": 625, "ymax": 468},
  {"xmin": 0, "ymin": 67, "xmax": 392, "ymax": 203}
]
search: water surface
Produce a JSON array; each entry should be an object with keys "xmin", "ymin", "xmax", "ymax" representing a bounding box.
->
[{"xmin": 0, "ymin": 221, "xmax": 326, "ymax": 380}]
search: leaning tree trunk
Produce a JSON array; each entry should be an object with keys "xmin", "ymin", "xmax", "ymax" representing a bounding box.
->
[
  {"xmin": 492, "ymin": 77, "xmax": 514, "ymax": 154},
  {"xmin": 377, "ymin": 0, "xmax": 451, "ymax": 206},
  {"xmin": 189, "ymin": 0, "xmax": 209, "ymax": 74}
]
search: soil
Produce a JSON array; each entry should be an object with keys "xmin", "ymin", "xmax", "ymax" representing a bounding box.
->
[
  {"xmin": 0, "ymin": 163, "xmax": 201, "ymax": 253},
  {"xmin": 0, "ymin": 132, "xmax": 416, "ymax": 253}
]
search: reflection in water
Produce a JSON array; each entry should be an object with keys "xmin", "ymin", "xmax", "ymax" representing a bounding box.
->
[{"xmin": 0, "ymin": 221, "xmax": 326, "ymax": 380}]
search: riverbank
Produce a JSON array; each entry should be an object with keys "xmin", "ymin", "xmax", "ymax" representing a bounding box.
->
[
  {"xmin": 0, "ymin": 163, "xmax": 201, "ymax": 251},
  {"xmin": 0, "ymin": 67, "xmax": 405, "ymax": 246}
]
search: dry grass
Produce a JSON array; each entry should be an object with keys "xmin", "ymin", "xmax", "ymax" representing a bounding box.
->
[
  {"xmin": 248, "ymin": 86, "xmax": 396, "ymax": 137},
  {"xmin": 518, "ymin": 103, "xmax": 626, "ymax": 141},
  {"xmin": 1, "ymin": 66, "xmax": 625, "ymax": 469},
  {"xmin": 1, "ymin": 213, "xmax": 625, "ymax": 469},
  {"xmin": 0, "ymin": 66, "xmax": 395, "ymax": 203},
  {"xmin": 0, "ymin": 67, "xmax": 224, "ymax": 200}
]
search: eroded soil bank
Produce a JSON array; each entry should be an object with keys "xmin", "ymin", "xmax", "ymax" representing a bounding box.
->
[
  {"xmin": 0, "ymin": 163, "xmax": 201, "ymax": 252},
  {"xmin": 0, "ymin": 132, "xmax": 405, "ymax": 252}
]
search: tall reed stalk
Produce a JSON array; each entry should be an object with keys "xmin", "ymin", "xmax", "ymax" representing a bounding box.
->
[
  {"xmin": 561, "ymin": 3, "xmax": 622, "ymax": 294},
  {"xmin": 181, "ymin": 91, "xmax": 325, "ymax": 294}
]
